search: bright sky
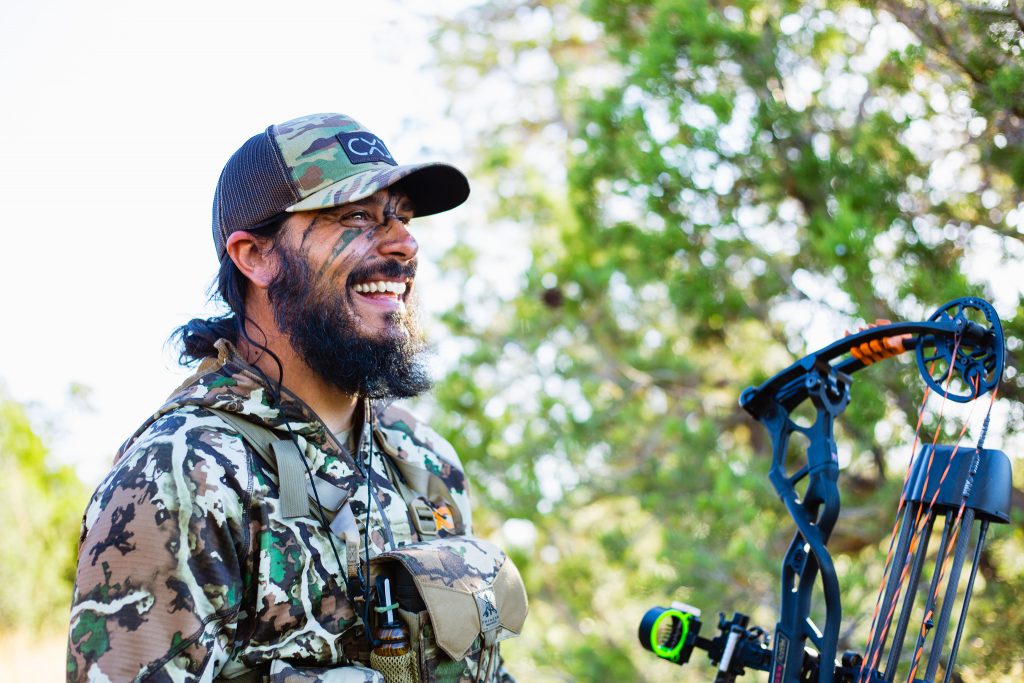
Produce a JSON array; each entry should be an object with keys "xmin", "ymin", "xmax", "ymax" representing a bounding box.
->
[{"xmin": 0, "ymin": 0, "xmax": 478, "ymax": 484}]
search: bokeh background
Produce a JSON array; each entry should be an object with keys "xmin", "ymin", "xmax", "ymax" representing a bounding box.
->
[{"xmin": 1, "ymin": 0, "xmax": 1022, "ymax": 680}]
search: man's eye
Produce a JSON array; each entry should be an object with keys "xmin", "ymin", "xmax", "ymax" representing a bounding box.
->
[{"xmin": 384, "ymin": 212, "xmax": 412, "ymax": 226}]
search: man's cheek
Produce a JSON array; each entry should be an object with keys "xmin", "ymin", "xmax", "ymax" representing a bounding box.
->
[
  {"xmin": 316, "ymin": 229, "xmax": 366, "ymax": 278},
  {"xmin": 316, "ymin": 259, "xmax": 359, "ymax": 297}
]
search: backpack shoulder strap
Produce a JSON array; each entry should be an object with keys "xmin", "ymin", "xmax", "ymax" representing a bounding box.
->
[
  {"xmin": 204, "ymin": 408, "xmax": 312, "ymax": 519},
  {"xmin": 373, "ymin": 426, "xmax": 467, "ymax": 536},
  {"xmin": 206, "ymin": 409, "xmax": 363, "ymax": 593}
]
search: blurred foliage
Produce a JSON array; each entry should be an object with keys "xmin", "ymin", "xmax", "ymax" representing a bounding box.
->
[
  {"xmin": 428, "ymin": 0, "xmax": 1024, "ymax": 680},
  {"xmin": 0, "ymin": 393, "xmax": 89, "ymax": 633}
]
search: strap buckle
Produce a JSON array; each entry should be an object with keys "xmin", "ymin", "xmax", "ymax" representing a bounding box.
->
[
  {"xmin": 409, "ymin": 497, "xmax": 438, "ymax": 537},
  {"xmin": 409, "ymin": 498, "xmax": 456, "ymax": 537}
]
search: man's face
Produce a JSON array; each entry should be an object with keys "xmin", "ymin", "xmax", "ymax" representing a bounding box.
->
[
  {"xmin": 295, "ymin": 188, "xmax": 420, "ymax": 336},
  {"xmin": 264, "ymin": 187, "xmax": 432, "ymax": 399}
]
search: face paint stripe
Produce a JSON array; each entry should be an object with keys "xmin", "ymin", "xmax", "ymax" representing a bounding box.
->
[
  {"xmin": 299, "ymin": 217, "xmax": 322, "ymax": 250},
  {"xmin": 315, "ymin": 228, "xmax": 368, "ymax": 280}
]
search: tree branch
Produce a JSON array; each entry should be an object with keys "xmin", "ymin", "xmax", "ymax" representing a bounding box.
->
[
  {"xmin": 1007, "ymin": 0, "xmax": 1024, "ymax": 32},
  {"xmin": 880, "ymin": 1, "xmax": 988, "ymax": 85}
]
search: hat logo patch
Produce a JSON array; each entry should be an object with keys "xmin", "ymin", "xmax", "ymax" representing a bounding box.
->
[{"xmin": 336, "ymin": 132, "xmax": 397, "ymax": 167}]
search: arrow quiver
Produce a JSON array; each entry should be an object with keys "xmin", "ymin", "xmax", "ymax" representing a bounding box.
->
[{"xmin": 639, "ymin": 298, "xmax": 1012, "ymax": 682}]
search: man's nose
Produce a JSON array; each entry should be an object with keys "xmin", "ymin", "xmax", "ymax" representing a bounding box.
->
[{"xmin": 378, "ymin": 216, "xmax": 418, "ymax": 261}]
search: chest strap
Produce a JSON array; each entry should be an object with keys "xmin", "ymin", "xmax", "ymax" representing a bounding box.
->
[{"xmin": 207, "ymin": 408, "xmax": 465, "ymax": 539}]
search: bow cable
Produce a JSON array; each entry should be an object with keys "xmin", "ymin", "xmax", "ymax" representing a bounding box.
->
[
  {"xmin": 904, "ymin": 380, "xmax": 999, "ymax": 683},
  {"xmin": 856, "ymin": 332, "xmax": 972, "ymax": 682},
  {"xmin": 856, "ymin": 369, "xmax": 937, "ymax": 683},
  {"xmin": 858, "ymin": 331, "xmax": 1000, "ymax": 683}
]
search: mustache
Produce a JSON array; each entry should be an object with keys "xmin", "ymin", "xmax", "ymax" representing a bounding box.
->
[{"xmin": 346, "ymin": 258, "xmax": 417, "ymax": 286}]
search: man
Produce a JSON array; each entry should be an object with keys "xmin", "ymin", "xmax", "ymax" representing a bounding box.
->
[{"xmin": 67, "ymin": 114, "xmax": 526, "ymax": 682}]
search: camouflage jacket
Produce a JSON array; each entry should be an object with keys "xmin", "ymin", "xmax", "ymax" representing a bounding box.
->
[{"xmin": 67, "ymin": 342, "xmax": 513, "ymax": 683}]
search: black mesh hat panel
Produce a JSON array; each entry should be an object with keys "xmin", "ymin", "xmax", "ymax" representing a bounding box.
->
[{"xmin": 212, "ymin": 128, "xmax": 299, "ymax": 258}]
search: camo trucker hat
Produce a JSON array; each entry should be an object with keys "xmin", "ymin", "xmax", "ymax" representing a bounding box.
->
[{"xmin": 212, "ymin": 113, "xmax": 470, "ymax": 258}]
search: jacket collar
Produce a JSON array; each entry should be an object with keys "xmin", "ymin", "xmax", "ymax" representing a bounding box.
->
[
  {"xmin": 169, "ymin": 339, "xmax": 328, "ymax": 435},
  {"xmin": 118, "ymin": 339, "xmax": 368, "ymax": 467}
]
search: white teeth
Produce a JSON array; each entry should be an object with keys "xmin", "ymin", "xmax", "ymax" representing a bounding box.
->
[{"xmin": 353, "ymin": 281, "xmax": 408, "ymax": 295}]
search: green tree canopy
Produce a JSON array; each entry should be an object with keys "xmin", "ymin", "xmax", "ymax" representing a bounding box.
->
[
  {"xmin": 427, "ymin": 1, "xmax": 1024, "ymax": 680},
  {"xmin": 0, "ymin": 393, "xmax": 89, "ymax": 632}
]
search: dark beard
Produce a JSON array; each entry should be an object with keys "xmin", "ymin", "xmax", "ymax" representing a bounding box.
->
[{"xmin": 266, "ymin": 241, "xmax": 432, "ymax": 400}]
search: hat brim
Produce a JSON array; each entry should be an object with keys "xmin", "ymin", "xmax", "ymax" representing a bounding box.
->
[{"xmin": 286, "ymin": 162, "xmax": 470, "ymax": 217}]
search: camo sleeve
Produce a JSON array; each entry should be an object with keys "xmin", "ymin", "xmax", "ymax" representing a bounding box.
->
[{"xmin": 67, "ymin": 410, "xmax": 252, "ymax": 682}]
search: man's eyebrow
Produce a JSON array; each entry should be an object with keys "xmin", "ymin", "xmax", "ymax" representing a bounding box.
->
[
  {"xmin": 317, "ymin": 202, "xmax": 368, "ymax": 220},
  {"xmin": 321, "ymin": 192, "xmax": 414, "ymax": 218},
  {"xmin": 331, "ymin": 200, "xmax": 371, "ymax": 212},
  {"xmin": 385, "ymin": 192, "xmax": 415, "ymax": 214}
]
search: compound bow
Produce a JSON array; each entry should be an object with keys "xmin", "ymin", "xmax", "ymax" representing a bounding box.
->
[{"xmin": 639, "ymin": 297, "xmax": 1011, "ymax": 683}]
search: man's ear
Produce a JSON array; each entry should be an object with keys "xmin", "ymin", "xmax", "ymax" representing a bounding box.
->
[{"xmin": 226, "ymin": 231, "xmax": 278, "ymax": 289}]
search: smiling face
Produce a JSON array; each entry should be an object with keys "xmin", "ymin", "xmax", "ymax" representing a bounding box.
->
[
  {"xmin": 295, "ymin": 188, "xmax": 419, "ymax": 337},
  {"xmin": 264, "ymin": 187, "xmax": 432, "ymax": 398}
]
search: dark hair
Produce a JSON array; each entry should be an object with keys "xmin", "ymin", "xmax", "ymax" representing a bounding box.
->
[{"xmin": 172, "ymin": 217, "xmax": 288, "ymax": 365}]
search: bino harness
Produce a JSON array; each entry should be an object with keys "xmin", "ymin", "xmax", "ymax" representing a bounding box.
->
[{"xmin": 208, "ymin": 407, "xmax": 528, "ymax": 683}]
